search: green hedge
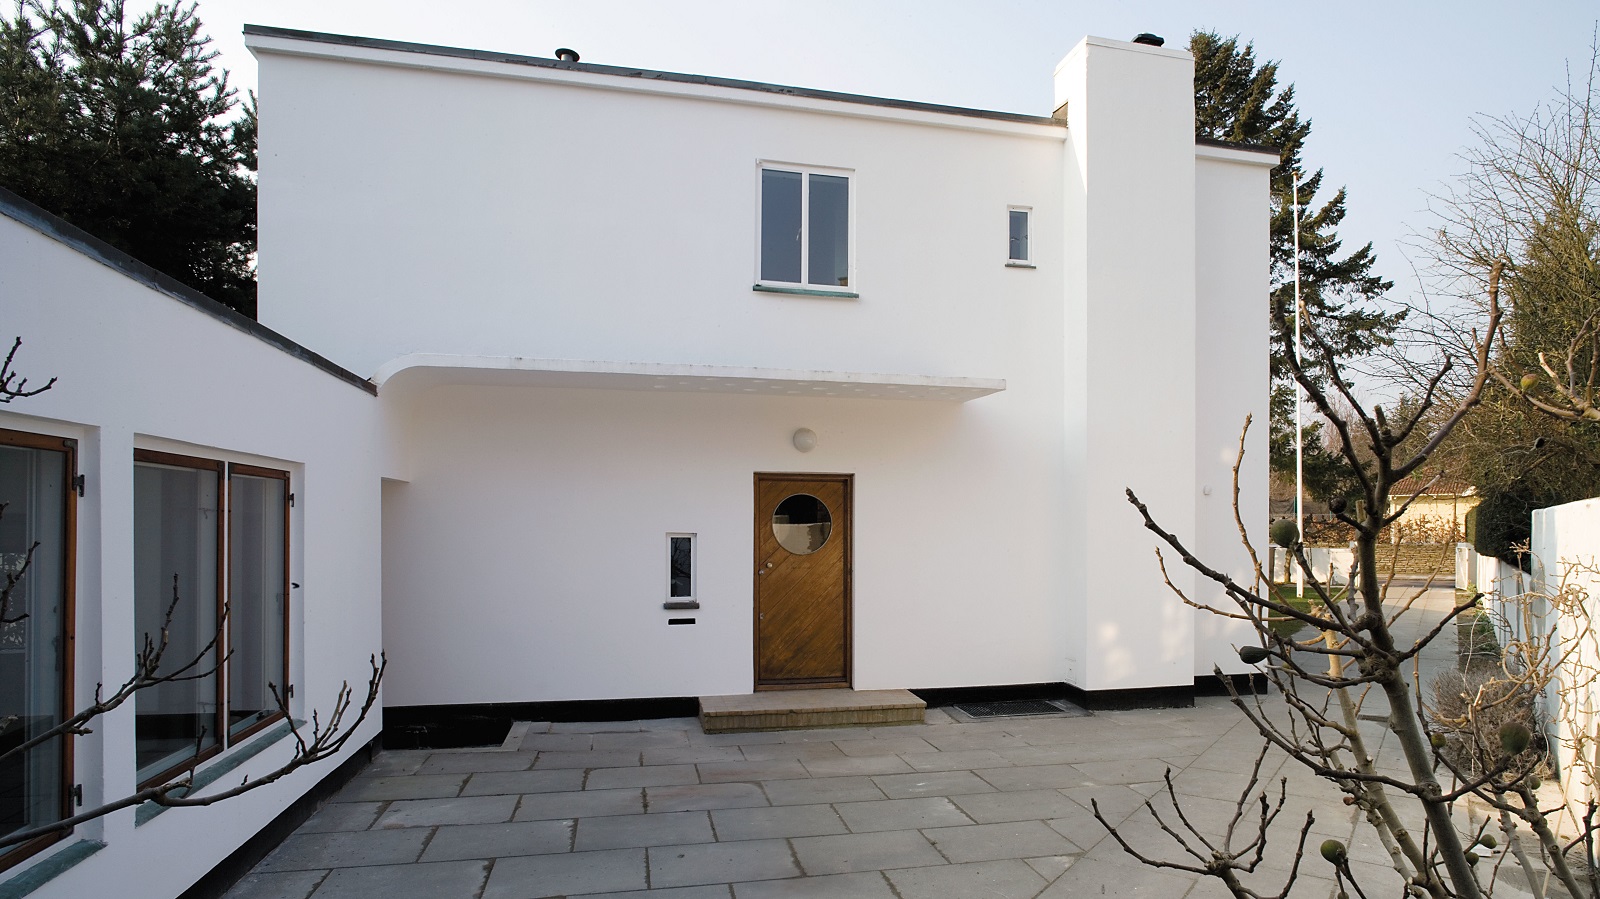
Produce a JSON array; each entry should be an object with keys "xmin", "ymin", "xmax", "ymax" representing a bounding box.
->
[{"xmin": 1472, "ymin": 485, "xmax": 1545, "ymax": 572}]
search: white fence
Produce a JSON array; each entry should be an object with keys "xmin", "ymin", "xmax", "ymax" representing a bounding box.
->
[
  {"xmin": 1267, "ymin": 545, "xmax": 1356, "ymax": 587},
  {"xmin": 1519, "ymin": 498, "xmax": 1600, "ymax": 825}
]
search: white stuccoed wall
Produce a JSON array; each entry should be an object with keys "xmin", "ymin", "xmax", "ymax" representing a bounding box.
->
[
  {"xmin": 1057, "ymin": 37, "xmax": 1211, "ymax": 691},
  {"xmin": 0, "ymin": 209, "xmax": 383, "ymax": 899},
  {"xmin": 1193, "ymin": 147, "xmax": 1273, "ymax": 677},
  {"xmin": 1530, "ymin": 499, "xmax": 1600, "ymax": 817},
  {"xmin": 249, "ymin": 30, "xmax": 1271, "ymax": 704}
]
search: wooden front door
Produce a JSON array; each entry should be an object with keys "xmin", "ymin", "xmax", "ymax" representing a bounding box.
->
[{"xmin": 754, "ymin": 474, "xmax": 851, "ymax": 690}]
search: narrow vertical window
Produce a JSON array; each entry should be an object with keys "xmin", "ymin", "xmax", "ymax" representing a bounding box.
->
[
  {"xmin": 227, "ymin": 466, "xmax": 289, "ymax": 740},
  {"xmin": 668, "ymin": 534, "xmax": 694, "ymax": 603},
  {"xmin": 0, "ymin": 429, "xmax": 74, "ymax": 870},
  {"xmin": 133, "ymin": 452, "xmax": 222, "ymax": 785},
  {"xmin": 1008, "ymin": 208, "xmax": 1031, "ymax": 263}
]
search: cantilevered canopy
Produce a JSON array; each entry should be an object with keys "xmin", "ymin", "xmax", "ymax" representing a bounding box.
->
[{"xmin": 373, "ymin": 354, "xmax": 1005, "ymax": 402}]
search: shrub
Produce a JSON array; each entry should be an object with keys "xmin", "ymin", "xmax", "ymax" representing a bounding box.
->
[{"xmin": 1471, "ymin": 485, "xmax": 1548, "ymax": 571}]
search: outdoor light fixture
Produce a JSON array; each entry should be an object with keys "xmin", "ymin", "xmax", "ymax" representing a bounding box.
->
[{"xmin": 792, "ymin": 428, "xmax": 817, "ymax": 453}]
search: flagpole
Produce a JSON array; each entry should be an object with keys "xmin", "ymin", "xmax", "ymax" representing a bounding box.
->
[{"xmin": 1293, "ymin": 172, "xmax": 1304, "ymax": 599}]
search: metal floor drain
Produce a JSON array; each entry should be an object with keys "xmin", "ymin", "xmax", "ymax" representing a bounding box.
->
[{"xmin": 953, "ymin": 698, "xmax": 1088, "ymax": 719}]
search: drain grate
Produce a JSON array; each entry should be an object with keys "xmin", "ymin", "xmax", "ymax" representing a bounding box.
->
[{"xmin": 953, "ymin": 698, "xmax": 1087, "ymax": 719}]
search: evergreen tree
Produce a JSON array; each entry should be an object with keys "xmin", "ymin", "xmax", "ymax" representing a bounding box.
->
[
  {"xmin": 0, "ymin": 0, "xmax": 256, "ymax": 315},
  {"xmin": 1191, "ymin": 32, "xmax": 1403, "ymax": 502}
]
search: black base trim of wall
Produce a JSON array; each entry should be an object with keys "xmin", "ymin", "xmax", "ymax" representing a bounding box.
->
[
  {"xmin": 383, "ymin": 697, "xmax": 701, "ymax": 749},
  {"xmin": 914, "ymin": 676, "xmax": 1270, "ymax": 713},
  {"xmin": 1197, "ymin": 672, "xmax": 1269, "ymax": 697},
  {"xmin": 911, "ymin": 682, "xmax": 1071, "ymax": 708},
  {"xmin": 179, "ymin": 734, "xmax": 380, "ymax": 899}
]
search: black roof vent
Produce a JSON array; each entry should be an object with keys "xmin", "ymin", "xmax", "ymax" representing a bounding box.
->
[
  {"xmin": 1131, "ymin": 33, "xmax": 1165, "ymax": 47},
  {"xmin": 554, "ymin": 48, "xmax": 580, "ymax": 63}
]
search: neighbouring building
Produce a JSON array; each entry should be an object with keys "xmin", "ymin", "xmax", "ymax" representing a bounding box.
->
[{"xmin": 0, "ymin": 27, "xmax": 1270, "ymax": 897}]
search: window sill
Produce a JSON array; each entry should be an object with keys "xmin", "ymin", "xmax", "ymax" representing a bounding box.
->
[
  {"xmin": 0, "ymin": 840, "xmax": 105, "ymax": 899},
  {"xmin": 753, "ymin": 284, "xmax": 860, "ymax": 299},
  {"xmin": 1005, "ymin": 261, "xmax": 1036, "ymax": 269},
  {"xmin": 663, "ymin": 600, "xmax": 700, "ymax": 610},
  {"xmin": 135, "ymin": 720, "xmax": 299, "ymax": 826}
]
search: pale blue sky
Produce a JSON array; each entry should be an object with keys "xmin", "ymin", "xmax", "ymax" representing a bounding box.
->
[{"xmin": 197, "ymin": 0, "xmax": 1597, "ymax": 308}]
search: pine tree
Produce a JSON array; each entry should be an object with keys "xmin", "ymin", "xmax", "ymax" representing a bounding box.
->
[
  {"xmin": 1191, "ymin": 32, "xmax": 1402, "ymax": 502},
  {"xmin": 0, "ymin": 0, "xmax": 256, "ymax": 316}
]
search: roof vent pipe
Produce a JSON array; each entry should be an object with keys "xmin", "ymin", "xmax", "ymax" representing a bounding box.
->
[
  {"xmin": 1131, "ymin": 33, "xmax": 1164, "ymax": 47},
  {"xmin": 554, "ymin": 47, "xmax": 580, "ymax": 63}
]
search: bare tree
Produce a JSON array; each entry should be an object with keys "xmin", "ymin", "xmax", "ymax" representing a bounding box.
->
[
  {"xmin": 0, "ymin": 335, "xmax": 385, "ymax": 851},
  {"xmin": 0, "ymin": 336, "xmax": 54, "ymax": 403},
  {"xmin": 1097, "ymin": 260, "xmax": 1600, "ymax": 897},
  {"xmin": 1428, "ymin": 40, "xmax": 1600, "ymax": 425}
]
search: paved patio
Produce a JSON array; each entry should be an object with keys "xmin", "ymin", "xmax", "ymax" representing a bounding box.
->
[{"xmin": 224, "ymin": 582, "xmax": 1500, "ymax": 899}]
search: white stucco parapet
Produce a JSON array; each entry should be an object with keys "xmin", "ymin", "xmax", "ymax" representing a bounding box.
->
[
  {"xmin": 244, "ymin": 31, "xmax": 1067, "ymax": 141},
  {"xmin": 372, "ymin": 353, "xmax": 1006, "ymax": 401}
]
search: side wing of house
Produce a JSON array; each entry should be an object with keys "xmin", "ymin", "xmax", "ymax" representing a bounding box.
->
[{"xmin": 0, "ymin": 190, "xmax": 382, "ymax": 897}]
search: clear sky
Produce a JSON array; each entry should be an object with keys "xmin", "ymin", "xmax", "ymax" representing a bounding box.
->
[{"xmin": 195, "ymin": 0, "xmax": 1597, "ymax": 308}]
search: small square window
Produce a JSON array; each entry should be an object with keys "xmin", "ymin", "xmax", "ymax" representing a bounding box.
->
[
  {"xmin": 1008, "ymin": 208, "xmax": 1031, "ymax": 263},
  {"xmin": 666, "ymin": 534, "xmax": 696, "ymax": 608}
]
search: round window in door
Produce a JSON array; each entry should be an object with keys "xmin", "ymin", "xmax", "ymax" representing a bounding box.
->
[{"xmin": 772, "ymin": 493, "xmax": 832, "ymax": 555}]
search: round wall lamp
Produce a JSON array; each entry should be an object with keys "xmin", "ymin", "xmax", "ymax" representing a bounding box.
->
[{"xmin": 792, "ymin": 428, "xmax": 818, "ymax": 453}]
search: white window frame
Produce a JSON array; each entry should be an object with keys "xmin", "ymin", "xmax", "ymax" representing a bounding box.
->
[
  {"xmin": 665, "ymin": 533, "xmax": 696, "ymax": 608},
  {"xmin": 754, "ymin": 160, "xmax": 857, "ymax": 296},
  {"xmin": 1007, "ymin": 205, "xmax": 1034, "ymax": 267}
]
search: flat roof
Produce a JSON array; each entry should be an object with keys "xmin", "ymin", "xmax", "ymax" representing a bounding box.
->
[{"xmin": 244, "ymin": 25, "xmax": 1061, "ymax": 127}]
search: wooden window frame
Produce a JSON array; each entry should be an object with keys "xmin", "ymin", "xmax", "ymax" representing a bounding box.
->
[
  {"xmin": 132, "ymin": 451, "xmax": 293, "ymax": 786},
  {"xmin": 132, "ymin": 449, "xmax": 227, "ymax": 790},
  {"xmin": 0, "ymin": 427, "xmax": 77, "ymax": 873},
  {"xmin": 225, "ymin": 463, "xmax": 291, "ymax": 744}
]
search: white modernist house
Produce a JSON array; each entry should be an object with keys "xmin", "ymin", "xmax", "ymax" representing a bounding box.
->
[{"xmin": 0, "ymin": 26, "xmax": 1272, "ymax": 897}]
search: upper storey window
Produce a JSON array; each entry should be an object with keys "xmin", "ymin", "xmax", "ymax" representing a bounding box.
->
[
  {"xmin": 759, "ymin": 164, "xmax": 852, "ymax": 292},
  {"xmin": 1008, "ymin": 207, "xmax": 1032, "ymax": 266}
]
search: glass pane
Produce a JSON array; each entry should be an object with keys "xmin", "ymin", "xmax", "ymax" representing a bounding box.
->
[
  {"xmin": 761, "ymin": 169, "xmax": 802, "ymax": 283},
  {"xmin": 1009, "ymin": 210, "xmax": 1029, "ymax": 261},
  {"xmin": 772, "ymin": 494, "xmax": 832, "ymax": 555},
  {"xmin": 134, "ymin": 461, "xmax": 220, "ymax": 782},
  {"xmin": 808, "ymin": 174, "xmax": 849, "ymax": 287},
  {"xmin": 229, "ymin": 473, "xmax": 287, "ymax": 737},
  {"xmin": 669, "ymin": 536, "xmax": 691, "ymax": 598},
  {"xmin": 0, "ymin": 442, "xmax": 68, "ymax": 846}
]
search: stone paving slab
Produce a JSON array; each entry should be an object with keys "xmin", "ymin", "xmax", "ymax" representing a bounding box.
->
[
  {"xmin": 222, "ymin": 584, "xmax": 1520, "ymax": 899},
  {"xmin": 790, "ymin": 829, "xmax": 946, "ymax": 875},
  {"xmin": 649, "ymin": 838, "xmax": 801, "ymax": 887},
  {"xmin": 711, "ymin": 805, "xmax": 849, "ymax": 841},
  {"xmin": 311, "ymin": 860, "xmax": 487, "ymax": 899},
  {"xmin": 419, "ymin": 820, "xmax": 574, "ymax": 862},
  {"xmin": 832, "ymin": 796, "xmax": 972, "ymax": 833},
  {"xmin": 483, "ymin": 849, "xmax": 647, "ymax": 899},
  {"xmin": 462, "ymin": 768, "xmax": 586, "ymax": 796},
  {"xmin": 574, "ymin": 810, "xmax": 715, "ymax": 851},
  {"xmin": 884, "ymin": 858, "xmax": 1049, "ymax": 899},
  {"xmin": 373, "ymin": 794, "xmax": 519, "ymax": 829}
]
